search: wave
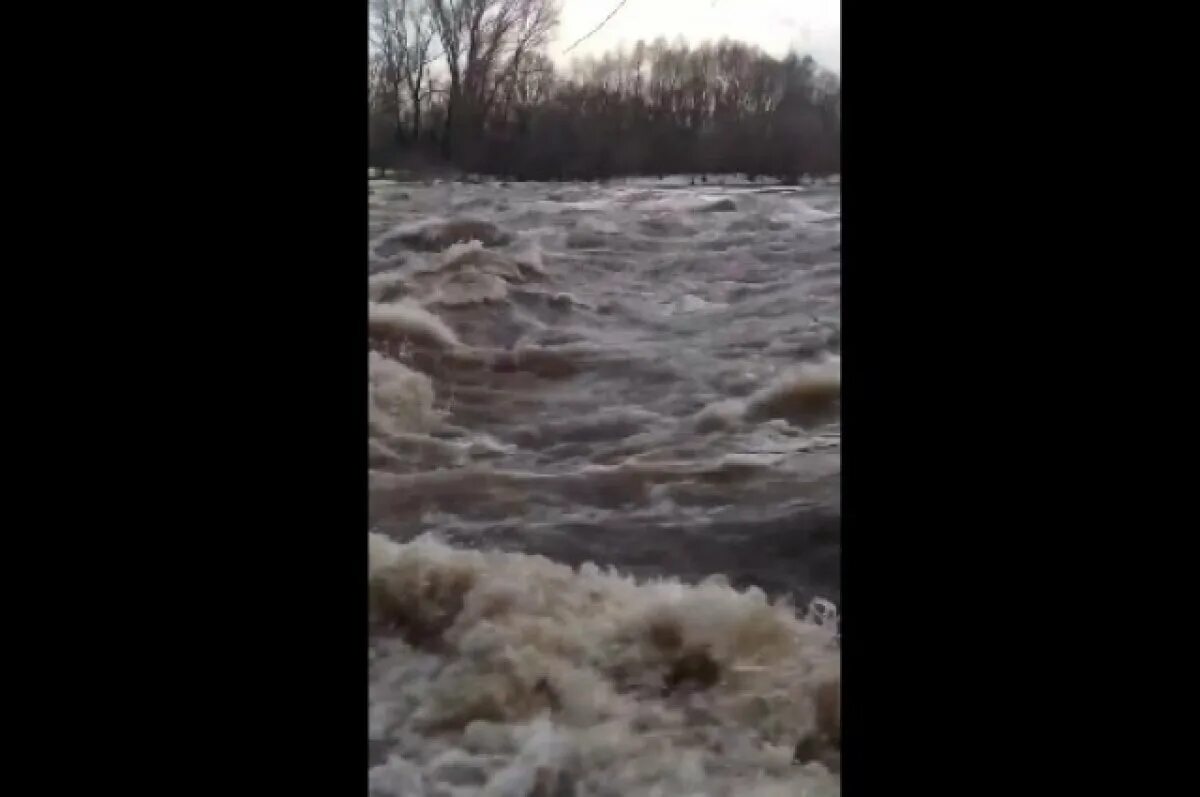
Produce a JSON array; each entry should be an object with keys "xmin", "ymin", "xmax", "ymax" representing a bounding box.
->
[
  {"xmin": 746, "ymin": 357, "xmax": 841, "ymax": 425},
  {"xmin": 368, "ymin": 534, "xmax": 840, "ymax": 797},
  {"xmin": 368, "ymin": 351, "xmax": 439, "ymax": 436},
  {"xmin": 368, "ymin": 299, "xmax": 461, "ymax": 350},
  {"xmin": 696, "ymin": 357, "xmax": 841, "ymax": 433},
  {"xmin": 382, "ymin": 218, "xmax": 514, "ymax": 252},
  {"xmin": 367, "ymin": 181, "xmax": 842, "ymax": 794},
  {"xmin": 372, "ymin": 241, "xmax": 549, "ymax": 312}
]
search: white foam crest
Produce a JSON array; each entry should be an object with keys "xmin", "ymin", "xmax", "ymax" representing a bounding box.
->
[
  {"xmin": 577, "ymin": 216, "xmax": 621, "ymax": 235},
  {"xmin": 427, "ymin": 271, "xmax": 510, "ymax": 307},
  {"xmin": 510, "ymin": 242, "xmax": 547, "ymax": 276},
  {"xmin": 694, "ymin": 357, "xmax": 841, "ymax": 432},
  {"xmin": 368, "ymin": 299, "xmax": 460, "ymax": 349},
  {"xmin": 368, "ymin": 351, "xmax": 439, "ymax": 435},
  {"xmin": 371, "ymin": 237, "xmax": 548, "ymax": 312},
  {"xmin": 777, "ymin": 201, "xmax": 839, "ymax": 225},
  {"xmin": 434, "ymin": 240, "xmax": 544, "ymax": 283},
  {"xmin": 368, "ymin": 534, "xmax": 840, "ymax": 796},
  {"xmin": 667, "ymin": 294, "xmax": 729, "ymax": 315},
  {"xmin": 367, "ymin": 269, "xmax": 410, "ymax": 301},
  {"xmin": 440, "ymin": 238, "xmax": 488, "ymax": 264},
  {"xmin": 745, "ymin": 357, "xmax": 841, "ymax": 425},
  {"xmin": 694, "ymin": 398, "xmax": 748, "ymax": 432},
  {"xmin": 382, "ymin": 217, "xmax": 446, "ymax": 243}
]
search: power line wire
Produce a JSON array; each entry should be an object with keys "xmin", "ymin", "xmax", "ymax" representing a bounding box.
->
[{"xmin": 563, "ymin": 0, "xmax": 632, "ymax": 55}]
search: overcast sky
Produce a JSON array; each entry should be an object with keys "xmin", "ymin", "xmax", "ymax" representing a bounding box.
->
[{"xmin": 554, "ymin": 0, "xmax": 840, "ymax": 73}]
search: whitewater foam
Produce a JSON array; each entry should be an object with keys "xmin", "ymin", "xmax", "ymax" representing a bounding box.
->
[
  {"xmin": 368, "ymin": 351, "xmax": 439, "ymax": 435},
  {"xmin": 746, "ymin": 358, "xmax": 841, "ymax": 426},
  {"xmin": 369, "ymin": 299, "xmax": 461, "ymax": 349},
  {"xmin": 368, "ymin": 534, "xmax": 840, "ymax": 797},
  {"xmin": 368, "ymin": 269, "xmax": 412, "ymax": 302},
  {"xmin": 368, "ymin": 179, "xmax": 842, "ymax": 793},
  {"xmin": 693, "ymin": 357, "xmax": 840, "ymax": 433},
  {"xmin": 391, "ymin": 218, "xmax": 514, "ymax": 252}
]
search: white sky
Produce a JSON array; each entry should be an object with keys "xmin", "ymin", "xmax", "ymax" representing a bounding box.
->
[{"xmin": 555, "ymin": 0, "xmax": 840, "ymax": 72}]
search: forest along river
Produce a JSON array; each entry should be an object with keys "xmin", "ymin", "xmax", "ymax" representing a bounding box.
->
[{"xmin": 368, "ymin": 176, "xmax": 841, "ymax": 797}]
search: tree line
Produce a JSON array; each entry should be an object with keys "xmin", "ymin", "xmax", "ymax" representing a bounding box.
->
[{"xmin": 369, "ymin": 0, "xmax": 840, "ymax": 181}]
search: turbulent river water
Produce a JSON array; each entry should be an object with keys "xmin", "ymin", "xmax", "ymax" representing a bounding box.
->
[{"xmin": 367, "ymin": 176, "xmax": 841, "ymax": 796}]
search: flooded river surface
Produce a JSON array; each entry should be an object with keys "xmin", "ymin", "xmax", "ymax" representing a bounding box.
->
[{"xmin": 368, "ymin": 176, "xmax": 841, "ymax": 797}]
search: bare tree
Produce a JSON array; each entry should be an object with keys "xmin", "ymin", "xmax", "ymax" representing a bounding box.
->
[
  {"xmin": 402, "ymin": 2, "xmax": 437, "ymax": 141},
  {"xmin": 425, "ymin": 0, "xmax": 559, "ymax": 158},
  {"xmin": 425, "ymin": 0, "xmax": 467, "ymax": 154},
  {"xmin": 489, "ymin": 0, "xmax": 558, "ymax": 116},
  {"xmin": 368, "ymin": 14, "xmax": 841, "ymax": 182},
  {"xmin": 370, "ymin": 0, "xmax": 409, "ymax": 140}
]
